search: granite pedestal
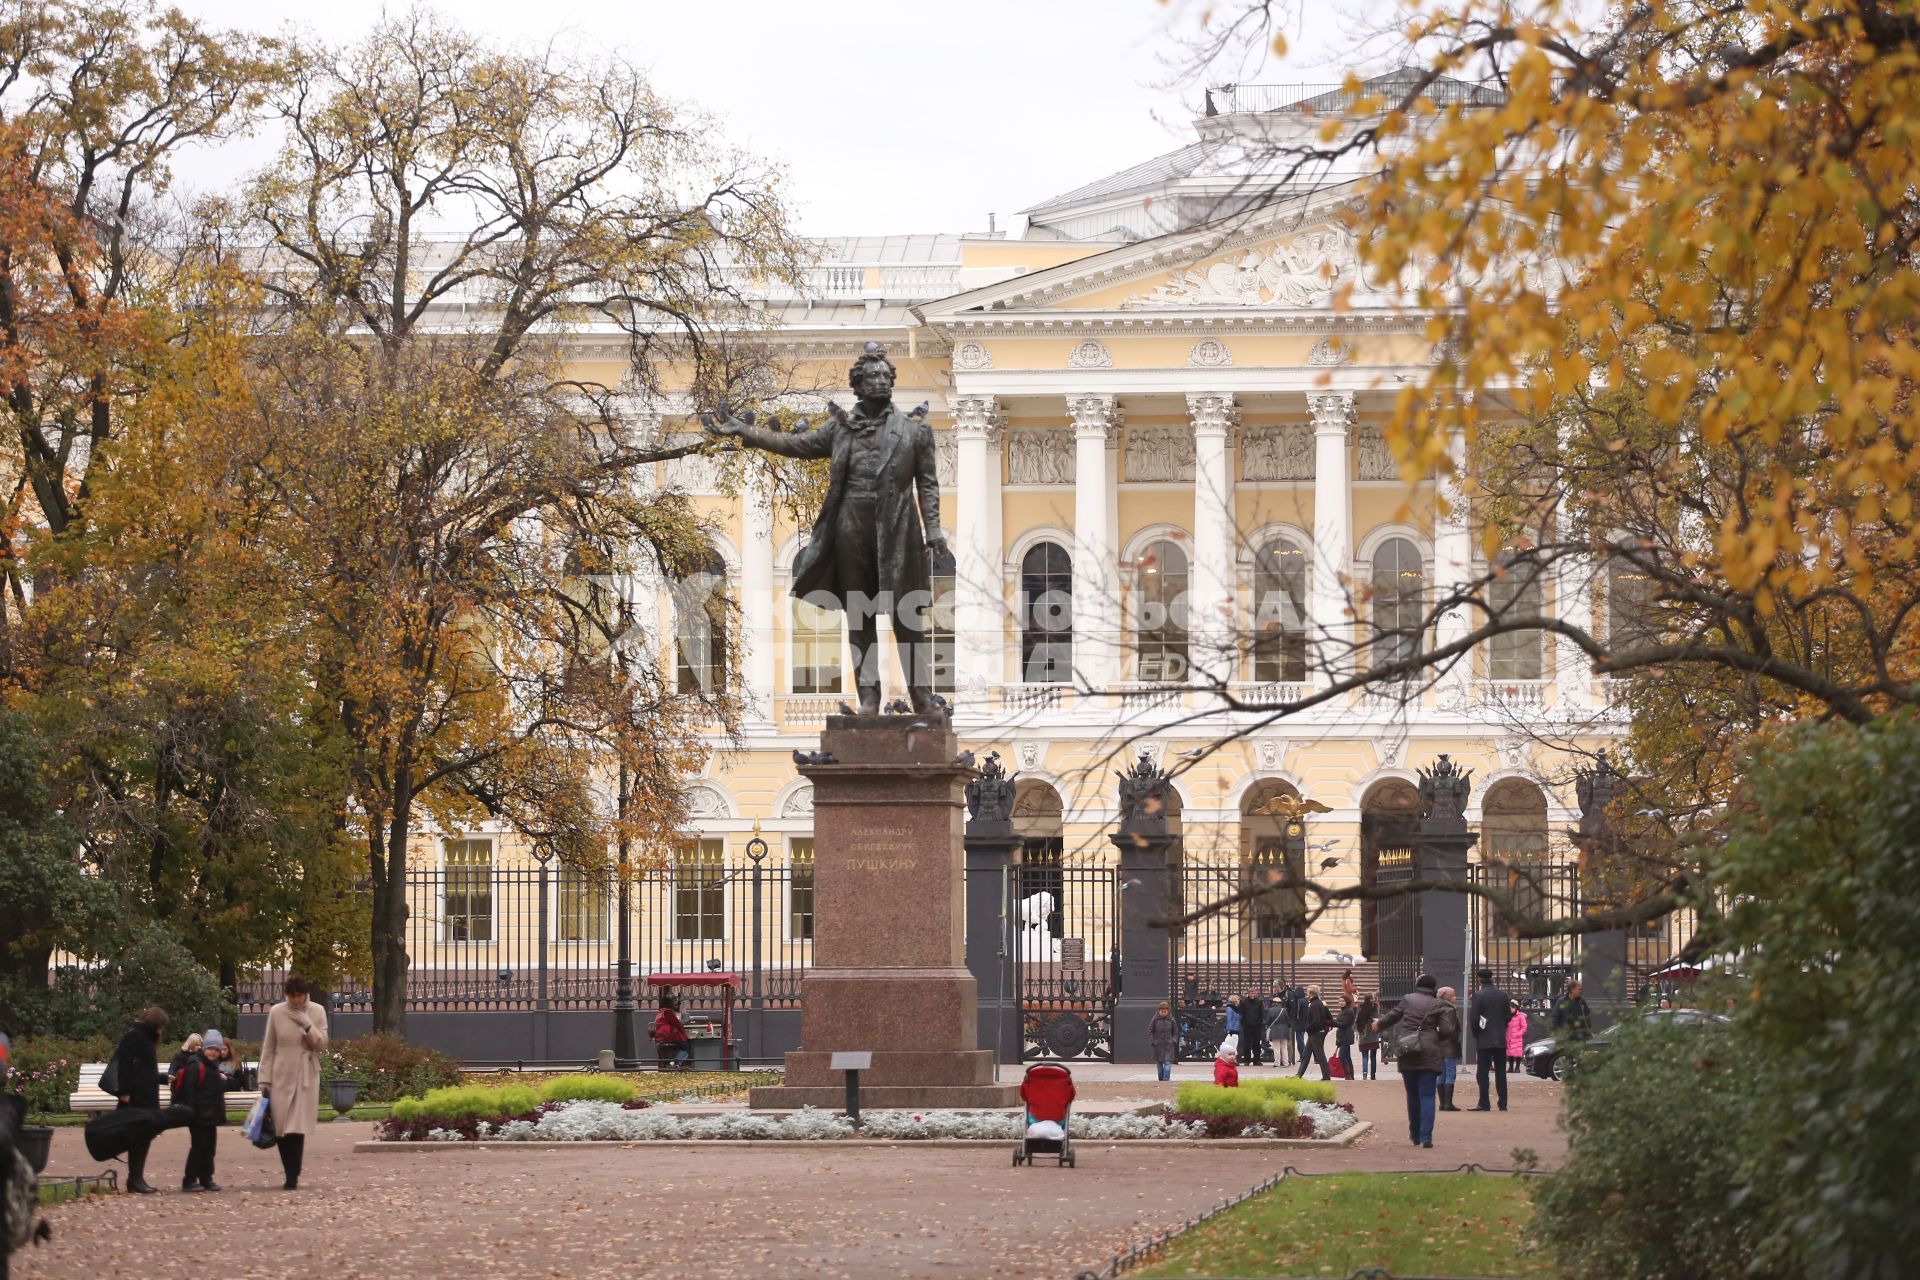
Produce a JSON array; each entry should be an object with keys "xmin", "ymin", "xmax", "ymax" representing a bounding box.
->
[{"xmin": 750, "ymin": 712, "xmax": 1020, "ymax": 1109}]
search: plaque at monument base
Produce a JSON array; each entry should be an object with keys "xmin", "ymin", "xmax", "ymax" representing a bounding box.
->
[{"xmin": 749, "ymin": 712, "xmax": 1020, "ymax": 1110}]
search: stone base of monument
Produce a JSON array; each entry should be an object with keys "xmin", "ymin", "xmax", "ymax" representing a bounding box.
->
[{"xmin": 748, "ymin": 711, "xmax": 1021, "ymax": 1112}]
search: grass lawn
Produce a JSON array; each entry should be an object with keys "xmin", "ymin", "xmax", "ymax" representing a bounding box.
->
[{"xmin": 1135, "ymin": 1172, "xmax": 1548, "ymax": 1279}]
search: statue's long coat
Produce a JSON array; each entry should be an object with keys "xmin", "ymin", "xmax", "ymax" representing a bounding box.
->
[{"xmin": 735, "ymin": 406, "xmax": 942, "ymax": 608}]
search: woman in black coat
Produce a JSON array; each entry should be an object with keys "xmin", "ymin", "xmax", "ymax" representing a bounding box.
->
[{"xmin": 106, "ymin": 1007, "xmax": 169, "ymax": 1193}]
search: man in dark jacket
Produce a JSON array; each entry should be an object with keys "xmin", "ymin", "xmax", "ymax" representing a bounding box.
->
[
  {"xmin": 1294, "ymin": 985, "xmax": 1332, "ymax": 1081},
  {"xmin": 106, "ymin": 1007, "xmax": 168, "ymax": 1193},
  {"xmin": 170, "ymin": 1030, "xmax": 233, "ymax": 1192},
  {"xmin": 1375, "ymin": 975, "xmax": 1460, "ymax": 1148},
  {"xmin": 1469, "ymin": 967, "xmax": 1514, "ymax": 1112},
  {"xmin": 1266, "ymin": 982, "xmax": 1295, "ymax": 1067}
]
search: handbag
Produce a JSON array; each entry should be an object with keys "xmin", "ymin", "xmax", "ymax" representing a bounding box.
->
[
  {"xmin": 97, "ymin": 1055, "xmax": 121, "ymax": 1099},
  {"xmin": 242, "ymin": 1096, "xmax": 277, "ymax": 1149},
  {"xmin": 1388, "ymin": 1008, "xmax": 1426, "ymax": 1060}
]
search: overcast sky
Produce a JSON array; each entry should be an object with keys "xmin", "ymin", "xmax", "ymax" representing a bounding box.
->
[{"xmin": 167, "ymin": 0, "xmax": 1363, "ymax": 236}]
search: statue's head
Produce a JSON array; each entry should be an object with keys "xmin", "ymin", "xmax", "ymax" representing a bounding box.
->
[{"xmin": 849, "ymin": 343, "xmax": 896, "ymax": 402}]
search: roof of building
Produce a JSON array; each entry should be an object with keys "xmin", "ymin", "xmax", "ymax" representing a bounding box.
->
[{"xmin": 814, "ymin": 234, "xmax": 961, "ymax": 264}]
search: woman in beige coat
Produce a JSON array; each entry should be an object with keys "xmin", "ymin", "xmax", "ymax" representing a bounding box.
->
[{"xmin": 258, "ymin": 974, "xmax": 329, "ymax": 1190}]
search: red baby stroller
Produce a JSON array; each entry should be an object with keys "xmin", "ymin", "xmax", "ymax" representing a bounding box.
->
[{"xmin": 1013, "ymin": 1063, "xmax": 1076, "ymax": 1167}]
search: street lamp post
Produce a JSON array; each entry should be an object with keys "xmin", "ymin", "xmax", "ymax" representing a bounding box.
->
[
  {"xmin": 612, "ymin": 757, "xmax": 640, "ymax": 1069},
  {"xmin": 745, "ymin": 823, "xmax": 769, "ymax": 1067}
]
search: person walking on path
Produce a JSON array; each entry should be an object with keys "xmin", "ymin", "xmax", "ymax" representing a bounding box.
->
[
  {"xmin": 1238, "ymin": 989, "xmax": 1266, "ymax": 1067},
  {"xmin": 1290, "ymin": 984, "xmax": 1312, "ymax": 1063},
  {"xmin": 170, "ymin": 1030, "xmax": 234, "ymax": 1192},
  {"xmin": 1356, "ymin": 993, "xmax": 1381, "ymax": 1080},
  {"xmin": 1266, "ymin": 983, "xmax": 1295, "ymax": 1067},
  {"xmin": 106, "ymin": 1006, "xmax": 168, "ymax": 1194},
  {"xmin": 1223, "ymin": 994, "xmax": 1243, "ymax": 1063},
  {"xmin": 258, "ymin": 975, "xmax": 328, "ymax": 1191},
  {"xmin": 1376, "ymin": 974, "xmax": 1458, "ymax": 1148},
  {"xmin": 1505, "ymin": 1000, "xmax": 1529, "ymax": 1072},
  {"xmin": 1436, "ymin": 986, "xmax": 1463, "ymax": 1111},
  {"xmin": 1334, "ymin": 994, "xmax": 1358, "ymax": 1079},
  {"xmin": 1554, "ymin": 979, "xmax": 1593, "ymax": 1041},
  {"xmin": 1470, "ymin": 968, "xmax": 1514, "ymax": 1111},
  {"xmin": 1149, "ymin": 1002, "xmax": 1178, "ymax": 1082},
  {"xmin": 1295, "ymin": 985, "xmax": 1332, "ymax": 1081}
]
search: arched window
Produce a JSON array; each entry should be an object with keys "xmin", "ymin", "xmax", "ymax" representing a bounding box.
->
[
  {"xmin": 1481, "ymin": 778, "xmax": 1552, "ymax": 971},
  {"xmin": 1251, "ymin": 541, "xmax": 1308, "ymax": 682},
  {"xmin": 1133, "ymin": 538, "xmax": 1189, "ymax": 682},
  {"xmin": 790, "ymin": 598, "xmax": 841, "ymax": 693},
  {"xmin": 1013, "ymin": 780, "xmax": 1065, "ymax": 940},
  {"xmin": 1020, "ymin": 541, "xmax": 1073, "ymax": 683},
  {"xmin": 673, "ymin": 549, "xmax": 729, "ymax": 695},
  {"xmin": 927, "ymin": 542, "xmax": 956, "ymax": 695},
  {"xmin": 1370, "ymin": 537, "xmax": 1425, "ymax": 669},
  {"xmin": 1488, "ymin": 552, "xmax": 1545, "ymax": 681},
  {"xmin": 1241, "ymin": 779, "xmax": 1306, "ymax": 943}
]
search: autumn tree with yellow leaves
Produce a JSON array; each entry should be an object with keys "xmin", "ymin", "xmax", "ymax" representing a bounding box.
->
[
  {"xmin": 1139, "ymin": 0, "xmax": 1920, "ymax": 948},
  {"xmin": 238, "ymin": 12, "xmax": 805, "ymax": 1034}
]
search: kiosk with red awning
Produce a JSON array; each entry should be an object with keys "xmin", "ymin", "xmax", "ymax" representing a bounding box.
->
[{"xmin": 647, "ymin": 972, "xmax": 737, "ymax": 1070}]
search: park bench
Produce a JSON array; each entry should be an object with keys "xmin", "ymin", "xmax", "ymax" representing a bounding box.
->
[{"xmin": 70, "ymin": 1061, "xmax": 262, "ymax": 1115}]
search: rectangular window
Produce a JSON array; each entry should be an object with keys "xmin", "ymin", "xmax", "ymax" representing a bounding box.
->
[
  {"xmin": 556, "ymin": 863, "xmax": 610, "ymax": 942},
  {"xmin": 790, "ymin": 598, "xmax": 843, "ymax": 694},
  {"xmin": 672, "ymin": 838, "xmax": 726, "ymax": 941},
  {"xmin": 443, "ymin": 837, "xmax": 494, "ymax": 943},
  {"xmin": 1488, "ymin": 556, "xmax": 1545, "ymax": 680},
  {"xmin": 788, "ymin": 838, "xmax": 815, "ymax": 940}
]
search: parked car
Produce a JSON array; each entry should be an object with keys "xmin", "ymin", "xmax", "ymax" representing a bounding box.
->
[{"xmin": 1524, "ymin": 1006, "xmax": 1732, "ymax": 1080}]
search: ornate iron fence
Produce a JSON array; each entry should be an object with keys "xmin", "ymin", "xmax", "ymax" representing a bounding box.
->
[{"xmin": 237, "ymin": 864, "xmax": 811, "ymax": 1017}]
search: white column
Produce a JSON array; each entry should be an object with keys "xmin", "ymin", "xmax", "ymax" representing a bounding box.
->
[
  {"xmin": 1187, "ymin": 392, "xmax": 1238, "ymax": 686},
  {"xmin": 952, "ymin": 395, "xmax": 1001, "ymax": 719},
  {"xmin": 1554, "ymin": 526, "xmax": 1597, "ymax": 713},
  {"xmin": 621, "ymin": 411, "xmax": 665, "ymax": 677},
  {"xmin": 1307, "ymin": 392, "xmax": 1355, "ymax": 681},
  {"xmin": 741, "ymin": 473, "xmax": 777, "ymax": 727},
  {"xmin": 1433, "ymin": 423, "xmax": 1473, "ymax": 706},
  {"xmin": 1068, "ymin": 393, "xmax": 1121, "ymax": 689}
]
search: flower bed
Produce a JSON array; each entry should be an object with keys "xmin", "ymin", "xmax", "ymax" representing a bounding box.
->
[{"xmin": 374, "ymin": 1098, "xmax": 1360, "ymax": 1143}]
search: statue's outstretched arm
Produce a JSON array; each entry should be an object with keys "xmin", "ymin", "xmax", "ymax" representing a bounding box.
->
[{"xmin": 701, "ymin": 406, "xmax": 835, "ymax": 461}]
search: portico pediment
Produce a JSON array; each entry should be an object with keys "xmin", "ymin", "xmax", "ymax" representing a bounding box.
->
[{"xmin": 920, "ymin": 187, "xmax": 1410, "ymax": 325}]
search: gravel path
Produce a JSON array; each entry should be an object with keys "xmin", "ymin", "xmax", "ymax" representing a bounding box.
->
[{"xmin": 22, "ymin": 1079, "xmax": 1565, "ymax": 1280}]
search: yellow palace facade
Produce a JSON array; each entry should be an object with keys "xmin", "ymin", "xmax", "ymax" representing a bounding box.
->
[{"xmin": 379, "ymin": 83, "xmax": 1636, "ymax": 1053}]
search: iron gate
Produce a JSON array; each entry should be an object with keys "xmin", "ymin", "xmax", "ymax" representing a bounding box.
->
[
  {"xmin": 1010, "ymin": 863, "xmax": 1118, "ymax": 1060},
  {"xmin": 1170, "ymin": 857, "xmax": 1303, "ymax": 1060}
]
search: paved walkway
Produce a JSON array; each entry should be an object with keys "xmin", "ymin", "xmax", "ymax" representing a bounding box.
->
[{"xmin": 23, "ymin": 1071, "xmax": 1564, "ymax": 1280}]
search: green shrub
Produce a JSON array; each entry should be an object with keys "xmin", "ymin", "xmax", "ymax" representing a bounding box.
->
[
  {"xmin": 1709, "ymin": 712, "xmax": 1920, "ymax": 1280},
  {"xmin": 388, "ymin": 1082, "xmax": 541, "ymax": 1123},
  {"xmin": 538, "ymin": 1075, "xmax": 638, "ymax": 1104},
  {"xmin": 1531, "ymin": 1017, "xmax": 1768, "ymax": 1279},
  {"xmin": 1175, "ymin": 1083, "xmax": 1290, "ymax": 1121},
  {"xmin": 1241, "ymin": 1076, "xmax": 1335, "ymax": 1105},
  {"xmin": 20, "ymin": 922, "xmax": 232, "ymax": 1040},
  {"xmin": 1175, "ymin": 1077, "xmax": 1335, "ymax": 1120},
  {"xmin": 323, "ymin": 1034, "xmax": 463, "ymax": 1102}
]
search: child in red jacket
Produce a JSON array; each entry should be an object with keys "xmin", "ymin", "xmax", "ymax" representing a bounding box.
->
[{"xmin": 1213, "ymin": 1046, "xmax": 1239, "ymax": 1087}]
